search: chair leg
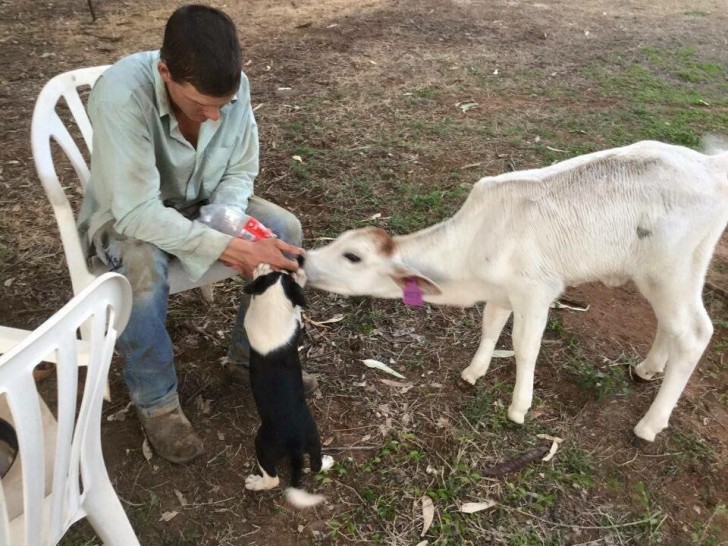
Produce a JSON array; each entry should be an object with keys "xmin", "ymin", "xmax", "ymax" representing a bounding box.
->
[
  {"xmin": 199, "ymin": 284, "xmax": 215, "ymax": 303},
  {"xmin": 84, "ymin": 476, "xmax": 140, "ymax": 545}
]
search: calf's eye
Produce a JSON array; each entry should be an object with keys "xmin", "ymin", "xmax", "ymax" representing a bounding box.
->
[{"xmin": 343, "ymin": 252, "xmax": 361, "ymax": 263}]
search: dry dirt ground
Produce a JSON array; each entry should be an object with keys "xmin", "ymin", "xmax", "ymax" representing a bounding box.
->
[{"xmin": 1, "ymin": 0, "xmax": 727, "ymax": 544}]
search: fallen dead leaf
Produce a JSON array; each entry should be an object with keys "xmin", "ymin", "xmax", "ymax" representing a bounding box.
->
[
  {"xmin": 195, "ymin": 395, "xmax": 212, "ymax": 415},
  {"xmin": 456, "ymin": 101, "xmax": 478, "ymax": 113},
  {"xmin": 362, "ymin": 358, "xmax": 406, "ymax": 379},
  {"xmin": 537, "ymin": 433, "xmax": 564, "ymax": 462},
  {"xmin": 421, "ymin": 495, "xmax": 435, "ymax": 537},
  {"xmin": 379, "ymin": 378, "xmax": 414, "ymax": 392},
  {"xmin": 159, "ymin": 511, "xmax": 178, "ymax": 522},
  {"xmin": 142, "ymin": 438, "xmax": 153, "ymax": 462},
  {"xmin": 106, "ymin": 401, "xmax": 133, "ymax": 422},
  {"xmin": 174, "ymin": 489, "xmax": 188, "ymax": 506},
  {"xmin": 460, "ymin": 500, "xmax": 497, "ymax": 513},
  {"xmin": 436, "ymin": 416, "xmax": 450, "ymax": 428}
]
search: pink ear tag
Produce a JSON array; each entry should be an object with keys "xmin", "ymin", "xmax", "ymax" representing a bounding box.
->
[{"xmin": 402, "ymin": 278, "xmax": 424, "ymax": 307}]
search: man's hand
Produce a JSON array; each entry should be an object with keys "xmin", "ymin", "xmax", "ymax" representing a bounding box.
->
[{"xmin": 220, "ymin": 237, "xmax": 303, "ymax": 278}]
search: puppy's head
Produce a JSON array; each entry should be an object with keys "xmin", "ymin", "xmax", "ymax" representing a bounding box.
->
[{"xmin": 244, "ymin": 269, "xmax": 306, "ymax": 310}]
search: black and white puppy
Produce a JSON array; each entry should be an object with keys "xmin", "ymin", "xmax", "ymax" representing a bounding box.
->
[{"xmin": 243, "ymin": 263, "xmax": 333, "ymax": 508}]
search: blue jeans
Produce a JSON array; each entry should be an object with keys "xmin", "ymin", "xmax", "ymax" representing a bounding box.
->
[{"xmin": 93, "ymin": 196, "xmax": 303, "ymax": 418}]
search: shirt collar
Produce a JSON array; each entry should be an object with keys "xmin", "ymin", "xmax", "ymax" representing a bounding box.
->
[{"xmin": 153, "ymin": 52, "xmax": 172, "ymax": 119}]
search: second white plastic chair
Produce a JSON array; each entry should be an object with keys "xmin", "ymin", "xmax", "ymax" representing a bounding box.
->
[{"xmin": 0, "ymin": 273, "xmax": 139, "ymax": 545}]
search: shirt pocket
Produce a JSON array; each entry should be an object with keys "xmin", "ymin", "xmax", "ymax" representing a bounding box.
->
[{"xmin": 200, "ymin": 146, "xmax": 232, "ymax": 193}]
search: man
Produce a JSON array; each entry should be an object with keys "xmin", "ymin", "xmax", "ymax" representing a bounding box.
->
[{"xmin": 78, "ymin": 4, "xmax": 317, "ymax": 464}]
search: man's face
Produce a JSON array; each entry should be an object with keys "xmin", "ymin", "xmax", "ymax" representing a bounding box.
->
[{"xmin": 158, "ymin": 61, "xmax": 235, "ymax": 123}]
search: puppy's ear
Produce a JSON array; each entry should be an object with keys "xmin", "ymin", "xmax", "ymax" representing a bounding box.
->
[
  {"xmin": 243, "ymin": 272, "xmax": 278, "ymax": 295},
  {"xmin": 283, "ymin": 277, "xmax": 307, "ymax": 308}
]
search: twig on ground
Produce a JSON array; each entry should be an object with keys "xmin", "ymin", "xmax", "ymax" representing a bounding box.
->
[
  {"xmin": 503, "ymin": 505, "xmax": 667, "ymax": 532},
  {"xmin": 323, "ymin": 445, "xmax": 379, "ymax": 451}
]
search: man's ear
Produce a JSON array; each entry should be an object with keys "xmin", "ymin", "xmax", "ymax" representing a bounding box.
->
[
  {"xmin": 157, "ymin": 60, "xmax": 172, "ymax": 83},
  {"xmin": 243, "ymin": 272, "xmax": 278, "ymax": 296},
  {"xmin": 283, "ymin": 277, "xmax": 307, "ymax": 308},
  {"xmin": 387, "ymin": 263, "xmax": 443, "ymax": 295}
]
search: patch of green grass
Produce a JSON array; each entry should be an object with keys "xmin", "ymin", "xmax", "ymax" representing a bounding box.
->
[
  {"xmin": 713, "ymin": 319, "xmax": 728, "ymax": 330},
  {"xmin": 623, "ymin": 481, "xmax": 666, "ymax": 540},
  {"xmin": 0, "ymin": 240, "xmax": 13, "ymax": 264},
  {"xmin": 546, "ymin": 315, "xmax": 565, "ymax": 336},
  {"xmin": 461, "ymin": 382, "xmax": 513, "ymax": 431},
  {"xmin": 668, "ymin": 431, "xmax": 716, "ymax": 467},
  {"xmin": 389, "ymin": 182, "xmax": 470, "ymax": 233},
  {"xmin": 562, "ymin": 354, "xmax": 632, "ymax": 401},
  {"xmin": 691, "ymin": 504, "xmax": 728, "ymax": 546}
]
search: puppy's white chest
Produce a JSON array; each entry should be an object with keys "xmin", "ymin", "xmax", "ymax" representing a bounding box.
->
[{"xmin": 244, "ymin": 291, "xmax": 301, "ymax": 355}]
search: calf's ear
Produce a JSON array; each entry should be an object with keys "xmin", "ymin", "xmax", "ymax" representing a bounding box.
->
[{"xmin": 388, "ymin": 263, "xmax": 443, "ymax": 295}]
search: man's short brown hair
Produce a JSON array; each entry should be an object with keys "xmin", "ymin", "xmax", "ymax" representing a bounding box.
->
[{"xmin": 160, "ymin": 4, "xmax": 242, "ymax": 97}]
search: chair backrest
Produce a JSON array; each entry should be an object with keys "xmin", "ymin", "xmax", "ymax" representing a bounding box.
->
[
  {"xmin": 0, "ymin": 273, "xmax": 131, "ymax": 545},
  {"xmin": 30, "ymin": 66, "xmax": 110, "ymax": 296}
]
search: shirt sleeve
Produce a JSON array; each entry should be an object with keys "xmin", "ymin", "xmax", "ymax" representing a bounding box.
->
[
  {"xmin": 89, "ymin": 96, "xmax": 232, "ymax": 282},
  {"xmin": 208, "ymin": 74, "xmax": 259, "ymax": 214}
]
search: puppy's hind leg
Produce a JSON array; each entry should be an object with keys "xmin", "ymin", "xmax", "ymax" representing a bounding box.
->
[
  {"xmin": 245, "ymin": 434, "xmax": 281, "ymax": 491},
  {"xmin": 290, "ymin": 451, "xmax": 306, "ymax": 489},
  {"xmin": 308, "ymin": 434, "xmax": 334, "ymax": 473}
]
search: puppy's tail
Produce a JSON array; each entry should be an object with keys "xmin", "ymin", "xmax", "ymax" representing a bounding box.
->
[
  {"xmin": 284, "ymin": 487, "xmax": 325, "ymax": 508},
  {"xmin": 284, "ymin": 451, "xmax": 325, "ymax": 508}
]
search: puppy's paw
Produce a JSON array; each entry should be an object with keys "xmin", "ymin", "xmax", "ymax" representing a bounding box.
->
[
  {"xmin": 253, "ymin": 263, "xmax": 273, "ymax": 279},
  {"xmin": 320, "ymin": 454, "xmax": 335, "ymax": 472},
  {"xmin": 245, "ymin": 473, "xmax": 280, "ymax": 491},
  {"xmin": 292, "ymin": 268, "xmax": 307, "ymax": 288}
]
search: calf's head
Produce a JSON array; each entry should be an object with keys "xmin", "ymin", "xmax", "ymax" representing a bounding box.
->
[{"xmin": 304, "ymin": 227, "xmax": 442, "ymax": 298}]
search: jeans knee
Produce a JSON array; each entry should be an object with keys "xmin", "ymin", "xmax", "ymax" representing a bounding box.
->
[{"xmin": 271, "ymin": 212, "xmax": 303, "ymax": 247}]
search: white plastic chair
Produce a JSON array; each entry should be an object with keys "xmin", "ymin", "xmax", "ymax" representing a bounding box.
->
[
  {"xmin": 0, "ymin": 272, "xmax": 139, "ymax": 545},
  {"xmin": 30, "ymin": 65, "xmax": 237, "ymax": 298}
]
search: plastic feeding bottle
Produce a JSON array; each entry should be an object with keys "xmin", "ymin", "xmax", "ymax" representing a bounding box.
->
[{"xmin": 197, "ymin": 204, "xmax": 273, "ymax": 241}]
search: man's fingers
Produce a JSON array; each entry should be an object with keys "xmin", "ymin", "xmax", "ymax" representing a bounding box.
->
[{"xmin": 274, "ymin": 238, "xmax": 304, "ymax": 256}]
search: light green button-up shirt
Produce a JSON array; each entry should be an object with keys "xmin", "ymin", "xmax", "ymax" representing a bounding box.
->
[{"xmin": 78, "ymin": 50, "xmax": 259, "ymax": 281}]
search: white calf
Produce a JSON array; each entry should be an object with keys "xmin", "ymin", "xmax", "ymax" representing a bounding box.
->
[{"xmin": 304, "ymin": 140, "xmax": 728, "ymax": 442}]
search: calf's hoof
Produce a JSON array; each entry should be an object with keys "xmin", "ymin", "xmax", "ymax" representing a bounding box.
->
[
  {"xmin": 633, "ymin": 419, "xmax": 660, "ymax": 443},
  {"xmin": 632, "ymin": 363, "xmax": 662, "ymax": 383},
  {"xmin": 507, "ymin": 406, "xmax": 526, "ymax": 424},
  {"xmin": 460, "ymin": 367, "xmax": 481, "ymax": 386},
  {"xmin": 456, "ymin": 377, "xmax": 477, "ymax": 393},
  {"xmin": 630, "ymin": 435, "xmax": 650, "ymax": 449}
]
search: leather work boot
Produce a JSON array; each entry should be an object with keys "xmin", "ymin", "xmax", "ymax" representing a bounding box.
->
[
  {"xmin": 225, "ymin": 359, "xmax": 319, "ymax": 397},
  {"xmin": 138, "ymin": 406, "xmax": 204, "ymax": 464}
]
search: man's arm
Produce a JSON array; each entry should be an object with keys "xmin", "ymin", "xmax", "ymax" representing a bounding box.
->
[{"xmin": 89, "ymin": 97, "xmax": 231, "ymax": 281}]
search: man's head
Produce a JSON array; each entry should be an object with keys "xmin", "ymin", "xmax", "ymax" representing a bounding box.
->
[{"xmin": 159, "ymin": 4, "xmax": 241, "ymax": 122}]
